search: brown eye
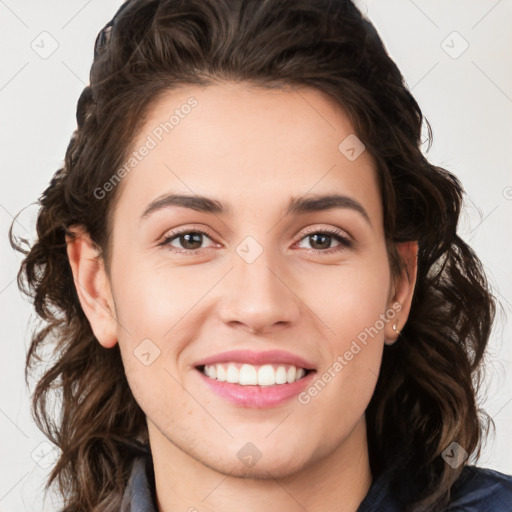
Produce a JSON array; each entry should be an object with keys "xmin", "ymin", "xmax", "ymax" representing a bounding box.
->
[
  {"xmin": 307, "ymin": 233, "xmax": 334, "ymax": 250},
  {"xmin": 296, "ymin": 228, "xmax": 353, "ymax": 253},
  {"xmin": 160, "ymin": 228, "xmax": 216, "ymax": 253},
  {"xmin": 175, "ymin": 232, "xmax": 204, "ymax": 250}
]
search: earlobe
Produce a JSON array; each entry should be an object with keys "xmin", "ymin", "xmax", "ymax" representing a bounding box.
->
[
  {"xmin": 65, "ymin": 226, "xmax": 118, "ymax": 348},
  {"xmin": 385, "ymin": 241, "xmax": 419, "ymax": 346}
]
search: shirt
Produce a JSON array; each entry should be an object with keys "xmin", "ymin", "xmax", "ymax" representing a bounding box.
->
[{"xmin": 120, "ymin": 449, "xmax": 512, "ymax": 511}]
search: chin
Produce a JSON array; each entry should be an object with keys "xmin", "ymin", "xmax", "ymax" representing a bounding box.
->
[
  {"xmin": 211, "ymin": 457, "xmax": 308, "ymax": 480},
  {"xmin": 198, "ymin": 444, "xmax": 314, "ymax": 480}
]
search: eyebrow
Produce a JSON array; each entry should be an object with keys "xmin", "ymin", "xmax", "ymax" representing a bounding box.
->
[{"xmin": 140, "ymin": 192, "xmax": 372, "ymax": 226}]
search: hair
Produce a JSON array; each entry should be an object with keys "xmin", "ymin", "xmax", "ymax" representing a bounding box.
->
[{"xmin": 9, "ymin": 0, "xmax": 498, "ymax": 511}]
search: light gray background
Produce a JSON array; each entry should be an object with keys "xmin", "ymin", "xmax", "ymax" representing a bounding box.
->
[{"xmin": 1, "ymin": 1, "xmax": 511, "ymax": 510}]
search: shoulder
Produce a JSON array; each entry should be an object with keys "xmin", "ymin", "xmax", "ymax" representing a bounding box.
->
[
  {"xmin": 446, "ymin": 465, "xmax": 512, "ymax": 511},
  {"xmin": 358, "ymin": 461, "xmax": 512, "ymax": 512},
  {"xmin": 121, "ymin": 453, "xmax": 157, "ymax": 512}
]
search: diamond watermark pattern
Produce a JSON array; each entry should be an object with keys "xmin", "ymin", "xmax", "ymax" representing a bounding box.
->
[
  {"xmin": 30, "ymin": 31, "xmax": 59, "ymax": 59},
  {"xmin": 338, "ymin": 134, "xmax": 366, "ymax": 161},
  {"xmin": 441, "ymin": 441, "xmax": 468, "ymax": 468},
  {"xmin": 236, "ymin": 236, "xmax": 263, "ymax": 264},
  {"xmin": 134, "ymin": 338, "xmax": 161, "ymax": 366},
  {"xmin": 441, "ymin": 31, "xmax": 469, "ymax": 59},
  {"xmin": 31, "ymin": 441, "xmax": 60, "ymax": 469},
  {"xmin": 237, "ymin": 442, "xmax": 262, "ymax": 467}
]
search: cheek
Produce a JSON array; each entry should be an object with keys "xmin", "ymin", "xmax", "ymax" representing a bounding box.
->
[
  {"xmin": 300, "ymin": 248, "xmax": 391, "ymax": 340},
  {"xmin": 112, "ymin": 258, "xmax": 211, "ymax": 337},
  {"xmin": 110, "ymin": 261, "xmax": 220, "ymax": 400},
  {"xmin": 299, "ymin": 249, "xmax": 391, "ymax": 405}
]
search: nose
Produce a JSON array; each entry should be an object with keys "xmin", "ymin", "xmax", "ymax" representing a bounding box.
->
[{"xmin": 217, "ymin": 245, "xmax": 300, "ymax": 335}]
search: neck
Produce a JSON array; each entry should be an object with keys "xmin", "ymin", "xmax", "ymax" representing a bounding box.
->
[{"xmin": 149, "ymin": 415, "xmax": 372, "ymax": 512}]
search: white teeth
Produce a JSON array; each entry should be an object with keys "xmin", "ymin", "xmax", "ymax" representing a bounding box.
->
[
  {"xmin": 216, "ymin": 365, "xmax": 226, "ymax": 382},
  {"xmin": 202, "ymin": 363, "xmax": 309, "ymax": 385},
  {"xmin": 275, "ymin": 366, "xmax": 287, "ymax": 384},
  {"xmin": 258, "ymin": 364, "xmax": 275, "ymax": 386},
  {"xmin": 239, "ymin": 364, "xmax": 258, "ymax": 385},
  {"xmin": 226, "ymin": 364, "xmax": 239, "ymax": 383}
]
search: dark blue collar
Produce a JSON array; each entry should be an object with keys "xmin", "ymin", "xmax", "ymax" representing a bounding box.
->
[{"xmin": 120, "ymin": 449, "xmax": 512, "ymax": 511}]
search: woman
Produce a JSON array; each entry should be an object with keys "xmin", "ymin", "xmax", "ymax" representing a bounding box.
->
[{"xmin": 10, "ymin": 0, "xmax": 512, "ymax": 511}]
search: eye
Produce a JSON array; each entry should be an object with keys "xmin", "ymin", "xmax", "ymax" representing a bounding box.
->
[
  {"xmin": 295, "ymin": 227, "xmax": 353, "ymax": 254},
  {"xmin": 159, "ymin": 226, "xmax": 217, "ymax": 255}
]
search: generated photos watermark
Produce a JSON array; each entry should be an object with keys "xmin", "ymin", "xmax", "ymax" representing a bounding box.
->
[
  {"xmin": 93, "ymin": 96, "xmax": 198, "ymax": 200},
  {"xmin": 298, "ymin": 301, "xmax": 402, "ymax": 405}
]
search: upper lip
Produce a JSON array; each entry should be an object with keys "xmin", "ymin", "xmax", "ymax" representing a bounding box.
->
[{"xmin": 193, "ymin": 350, "xmax": 316, "ymax": 370}]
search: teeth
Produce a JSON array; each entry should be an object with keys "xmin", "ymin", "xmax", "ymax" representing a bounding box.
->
[
  {"xmin": 216, "ymin": 365, "xmax": 226, "ymax": 382},
  {"xmin": 258, "ymin": 364, "xmax": 275, "ymax": 386},
  {"xmin": 202, "ymin": 363, "xmax": 309, "ymax": 385},
  {"xmin": 287, "ymin": 366, "xmax": 296, "ymax": 383},
  {"xmin": 275, "ymin": 365, "xmax": 287, "ymax": 384},
  {"xmin": 239, "ymin": 364, "xmax": 258, "ymax": 385},
  {"xmin": 226, "ymin": 364, "xmax": 239, "ymax": 383}
]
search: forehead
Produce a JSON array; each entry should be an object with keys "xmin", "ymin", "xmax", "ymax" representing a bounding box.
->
[{"xmin": 112, "ymin": 81, "xmax": 382, "ymax": 229}]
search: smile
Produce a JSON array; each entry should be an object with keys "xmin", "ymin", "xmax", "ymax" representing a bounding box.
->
[
  {"xmin": 200, "ymin": 363, "xmax": 310, "ymax": 386},
  {"xmin": 193, "ymin": 349, "xmax": 316, "ymax": 407}
]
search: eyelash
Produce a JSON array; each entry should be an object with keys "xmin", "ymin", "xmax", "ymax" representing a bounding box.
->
[{"xmin": 159, "ymin": 225, "xmax": 353, "ymax": 256}]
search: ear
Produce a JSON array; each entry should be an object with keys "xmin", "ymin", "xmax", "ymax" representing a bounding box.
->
[
  {"xmin": 384, "ymin": 241, "xmax": 418, "ymax": 346},
  {"xmin": 65, "ymin": 225, "xmax": 118, "ymax": 348}
]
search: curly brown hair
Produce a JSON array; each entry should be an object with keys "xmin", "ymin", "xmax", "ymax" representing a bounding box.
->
[{"xmin": 9, "ymin": 0, "xmax": 497, "ymax": 510}]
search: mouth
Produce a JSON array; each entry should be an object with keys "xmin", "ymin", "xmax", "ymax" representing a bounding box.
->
[
  {"xmin": 196, "ymin": 362, "xmax": 314, "ymax": 386},
  {"xmin": 192, "ymin": 349, "xmax": 317, "ymax": 408}
]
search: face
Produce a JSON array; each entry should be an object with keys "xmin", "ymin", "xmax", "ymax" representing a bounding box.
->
[{"xmin": 70, "ymin": 81, "xmax": 417, "ymax": 479}]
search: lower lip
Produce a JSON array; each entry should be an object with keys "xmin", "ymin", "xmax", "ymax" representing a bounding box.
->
[{"xmin": 196, "ymin": 369, "xmax": 316, "ymax": 408}]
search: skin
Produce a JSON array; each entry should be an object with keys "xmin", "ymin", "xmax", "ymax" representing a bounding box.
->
[{"xmin": 66, "ymin": 81, "xmax": 418, "ymax": 512}]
